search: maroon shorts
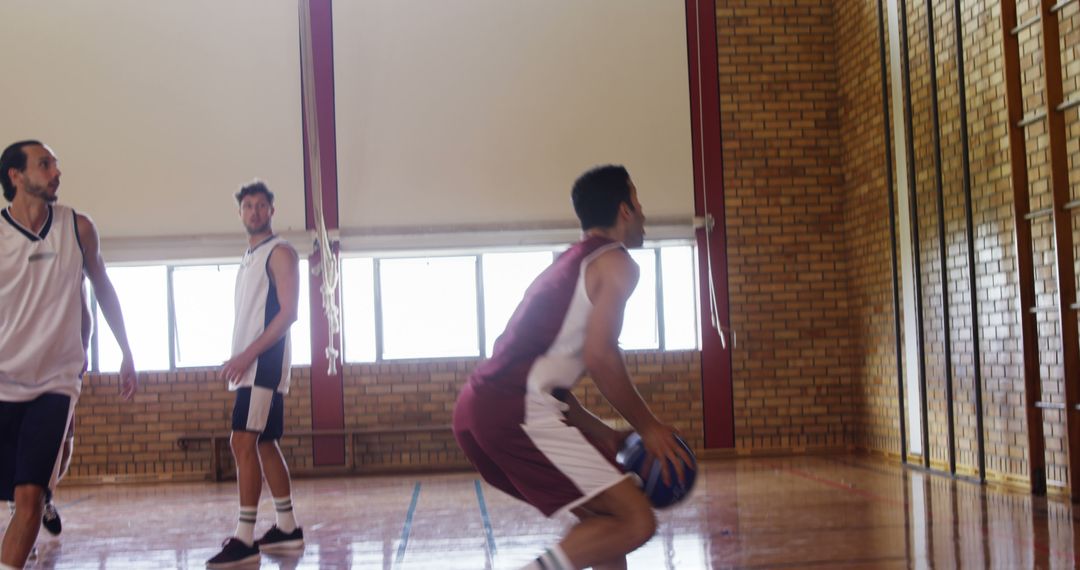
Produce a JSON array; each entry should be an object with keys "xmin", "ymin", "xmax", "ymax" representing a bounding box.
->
[{"xmin": 452, "ymin": 383, "xmax": 629, "ymax": 517}]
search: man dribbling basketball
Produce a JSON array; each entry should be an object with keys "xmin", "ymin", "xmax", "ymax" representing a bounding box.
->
[{"xmin": 453, "ymin": 165, "xmax": 692, "ymax": 570}]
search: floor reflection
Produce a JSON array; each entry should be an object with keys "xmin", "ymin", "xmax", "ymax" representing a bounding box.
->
[{"xmin": 5, "ymin": 454, "xmax": 1079, "ymax": 569}]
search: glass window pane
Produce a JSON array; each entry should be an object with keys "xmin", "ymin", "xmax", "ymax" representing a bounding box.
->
[
  {"xmin": 380, "ymin": 256, "xmax": 479, "ymax": 359},
  {"xmin": 661, "ymin": 245, "xmax": 700, "ymax": 350},
  {"xmin": 96, "ymin": 266, "xmax": 169, "ymax": 372},
  {"xmin": 292, "ymin": 259, "xmax": 312, "ymax": 366},
  {"xmin": 481, "ymin": 251, "xmax": 553, "ymax": 356},
  {"xmin": 341, "ymin": 257, "xmax": 376, "ymax": 363},
  {"xmin": 82, "ymin": 280, "xmax": 93, "ymax": 371},
  {"xmin": 621, "ymin": 248, "xmax": 658, "ymax": 350},
  {"xmin": 172, "ymin": 264, "xmax": 238, "ymax": 368}
]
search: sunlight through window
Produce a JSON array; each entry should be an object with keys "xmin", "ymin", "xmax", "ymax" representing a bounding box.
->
[
  {"xmin": 481, "ymin": 251, "xmax": 553, "ymax": 356},
  {"xmin": 621, "ymin": 248, "xmax": 659, "ymax": 350},
  {"xmin": 341, "ymin": 257, "xmax": 377, "ymax": 363},
  {"xmin": 662, "ymin": 245, "xmax": 700, "ymax": 350},
  {"xmin": 96, "ymin": 266, "xmax": 169, "ymax": 372},
  {"xmin": 380, "ymin": 256, "xmax": 479, "ymax": 359},
  {"xmin": 172, "ymin": 264, "xmax": 238, "ymax": 368}
]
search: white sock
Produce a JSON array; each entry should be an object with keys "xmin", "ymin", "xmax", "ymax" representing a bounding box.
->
[
  {"xmin": 520, "ymin": 545, "xmax": 573, "ymax": 570},
  {"xmin": 273, "ymin": 496, "xmax": 297, "ymax": 533},
  {"xmin": 234, "ymin": 505, "xmax": 257, "ymax": 546}
]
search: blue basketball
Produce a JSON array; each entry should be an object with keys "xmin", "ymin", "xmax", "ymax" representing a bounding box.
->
[{"xmin": 615, "ymin": 432, "xmax": 697, "ymax": 509}]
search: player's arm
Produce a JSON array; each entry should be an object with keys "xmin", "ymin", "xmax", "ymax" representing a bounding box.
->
[
  {"xmin": 582, "ymin": 248, "xmax": 692, "ymax": 484},
  {"xmin": 77, "ymin": 213, "xmax": 137, "ymax": 399},
  {"xmin": 557, "ymin": 389, "xmax": 631, "ymax": 459},
  {"xmin": 222, "ymin": 244, "xmax": 300, "ymax": 384}
]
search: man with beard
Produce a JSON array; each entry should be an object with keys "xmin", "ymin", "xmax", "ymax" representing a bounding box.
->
[
  {"xmin": 207, "ymin": 181, "xmax": 304, "ymax": 568},
  {"xmin": 0, "ymin": 140, "xmax": 138, "ymax": 570}
]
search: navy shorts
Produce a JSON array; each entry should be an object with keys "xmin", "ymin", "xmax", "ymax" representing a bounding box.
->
[
  {"xmin": 0, "ymin": 393, "xmax": 73, "ymax": 500},
  {"xmin": 231, "ymin": 387, "xmax": 284, "ymax": 442}
]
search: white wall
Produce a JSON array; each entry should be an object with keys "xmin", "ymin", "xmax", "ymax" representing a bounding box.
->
[
  {"xmin": 2, "ymin": 1, "xmax": 695, "ymax": 259},
  {"xmin": 332, "ymin": 1, "xmax": 695, "ymax": 234},
  {"xmin": 0, "ymin": 0, "xmax": 305, "ymax": 247}
]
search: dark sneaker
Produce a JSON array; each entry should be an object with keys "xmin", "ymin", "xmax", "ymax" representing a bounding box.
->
[
  {"xmin": 254, "ymin": 526, "xmax": 304, "ymax": 552},
  {"xmin": 42, "ymin": 501, "xmax": 62, "ymax": 536},
  {"xmin": 206, "ymin": 537, "xmax": 260, "ymax": 568}
]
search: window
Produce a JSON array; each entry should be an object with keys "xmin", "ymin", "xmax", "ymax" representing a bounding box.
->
[
  {"xmin": 341, "ymin": 257, "xmax": 377, "ymax": 363},
  {"xmin": 96, "ymin": 266, "xmax": 170, "ymax": 372},
  {"xmin": 91, "ymin": 242, "xmax": 698, "ymax": 371},
  {"xmin": 293, "ymin": 259, "xmax": 312, "ymax": 366},
  {"xmin": 379, "ymin": 256, "xmax": 479, "ymax": 359},
  {"xmin": 621, "ymin": 248, "xmax": 659, "ymax": 350},
  {"xmin": 170, "ymin": 259, "xmax": 311, "ymax": 368},
  {"xmin": 481, "ymin": 250, "xmax": 553, "ymax": 355},
  {"xmin": 661, "ymin": 245, "xmax": 700, "ymax": 350},
  {"xmin": 172, "ymin": 264, "xmax": 238, "ymax": 368}
]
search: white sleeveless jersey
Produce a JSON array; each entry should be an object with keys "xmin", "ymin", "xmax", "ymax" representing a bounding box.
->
[
  {"xmin": 230, "ymin": 235, "xmax": 293, "ymax": 393},
  {"xmin": 0, "ymin": 204, "xmax": 86, "ymax": 401}
]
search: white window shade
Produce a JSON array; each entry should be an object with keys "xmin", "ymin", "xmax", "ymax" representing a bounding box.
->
[
  {"xmin": 0, "ymin": 0, "xmax": 305, "ymax": 245},
  {"xmin": 332, "ymin": 1, "xmax": 695, "ymax": 240}
]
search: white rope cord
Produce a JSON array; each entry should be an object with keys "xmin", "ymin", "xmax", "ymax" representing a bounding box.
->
[
  {"xmin": 299, "ymin": 0, "xmax": 342, "ymax": 374},
  {"xmin": 694, "ymin": 0, "xmax": 728, "ymax": 349}
]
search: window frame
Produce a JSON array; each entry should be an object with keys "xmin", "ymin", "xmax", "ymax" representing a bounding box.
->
[{"xmin": 87, "ymin": 240, "xmax": 699, "ymax": 373}]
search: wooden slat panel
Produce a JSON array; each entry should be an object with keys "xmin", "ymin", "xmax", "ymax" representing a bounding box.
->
[{"xmin": 1001, "ymin": 0, "xmax": 1048, "ymax": 495}]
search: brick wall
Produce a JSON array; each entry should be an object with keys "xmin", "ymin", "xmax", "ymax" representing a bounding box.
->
[
  {"xmin": 837, "ymin": 0, "xmax": 1080, "ymax": 488},
  {"xmin": 835, "ymin": 0, "xmax": 904, "ymax": 456},
  {"xmin": 716, "ymin": 0, "xmax": 856, "ymax": 450},
  {"xmin": 67, "ymin": 351, "xmax": 702, "ymax": 481}
]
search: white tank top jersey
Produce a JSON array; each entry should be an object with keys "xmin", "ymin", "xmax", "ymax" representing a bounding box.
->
[
  {"xmin": 230, "ymin": 235, "xmax": 293, "ymax": 393},
  {"xmin": 0, "ymin": 204, "xmax": 86, "ymax": 401}
]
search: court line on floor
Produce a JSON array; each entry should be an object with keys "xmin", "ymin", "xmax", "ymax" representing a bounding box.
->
[
  {"xmin": 474, "ymin": 479, "xmax": 497, "ymax": 558},
  {"xmin": 57, "ymin": 495, "xmax": 94, "ymax": 509},
  {"xmin": 395, "ymin": 482, "xmax": 422, "ymax": 565},
  {"xmin": 783, "ymin": 465, "xmax": 903, "ymax": 507}
]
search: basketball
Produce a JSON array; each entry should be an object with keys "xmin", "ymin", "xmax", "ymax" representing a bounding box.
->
[{"xmin": 616, "ymin": 432, "xmax": 697, "ymax": 509}]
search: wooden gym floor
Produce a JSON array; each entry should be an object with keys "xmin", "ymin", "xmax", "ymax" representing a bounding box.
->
[{"xmin": 9, "ymin": 454, "xmax": 1078, "ymax": 569}]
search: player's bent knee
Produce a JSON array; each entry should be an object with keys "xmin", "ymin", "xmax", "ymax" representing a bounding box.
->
[
  {"xmin": 626, "ymin": 506, "xmax": 657, "ymax": 548},
  {"xmin": 613, "ymin": 483, "xmax": 657, "ymax": 548},
  {"xmin": 614, "ymin": 494, "xmax": 656, "ymax": 549},
  {"xmin": 583, "ymin": 479, "xmax": 657, "ymax": 547}
]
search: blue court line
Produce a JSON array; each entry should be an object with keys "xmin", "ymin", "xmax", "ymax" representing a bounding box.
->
[
  {"xmin": 395, "ymin": 482, "xmax": 422, "ymax": 564},
  {"xmin": 57, "ymin": 494, "xmax": 94, "ymax": 509},
  {"xmin": 474, "ymin": 479, "xmax": 497, "ymax": 557}
]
